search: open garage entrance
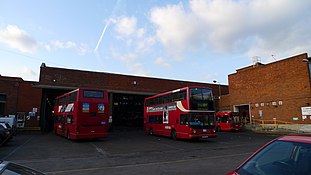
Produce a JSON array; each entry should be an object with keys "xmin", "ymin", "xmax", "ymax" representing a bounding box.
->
[
  {"xmin": 40, "ymin": 88, "xmax": 72, "ymax": 132},
  {"xmin": 111, "ymin": 93, "xmax": 149, "ymax": 128},
  {"xmin": 234, "ymin": 104, "xmax": 250, "ymax": 125}
]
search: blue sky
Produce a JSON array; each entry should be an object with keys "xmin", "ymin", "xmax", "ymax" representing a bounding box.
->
[{"xmin": 0, "ymin": 0, "xmax": 311, "ymax": 85}]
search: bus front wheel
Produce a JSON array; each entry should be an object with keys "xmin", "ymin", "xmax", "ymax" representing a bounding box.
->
[{"xmin": 171, "ymin": 129, "xmax": 177, "ymax": 140}]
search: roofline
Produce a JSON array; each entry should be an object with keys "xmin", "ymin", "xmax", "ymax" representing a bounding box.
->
[
  {"xmin": 32, "ymin": 84, "xmax": 155, "ymax": 96},
  {"xmin": 40, "ymin": 64, "xmax": 224, "ymax": 85},
  {"xmin": 230, "ymin": 53, "xmax": 308, "ymax": 75}
]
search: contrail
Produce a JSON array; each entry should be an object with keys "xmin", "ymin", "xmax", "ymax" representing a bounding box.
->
[
  {"xmin": 94, "ymin": 19, "xmax": 111, "ymax": 52},
  {"xmin": 94, "ymin": 0, "xmax": 121, "ymax": 53}
]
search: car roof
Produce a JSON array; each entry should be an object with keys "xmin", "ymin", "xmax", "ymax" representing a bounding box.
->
[{"xmin": 278, "ymin": 135, "xmax": 311, "ymax": 144}]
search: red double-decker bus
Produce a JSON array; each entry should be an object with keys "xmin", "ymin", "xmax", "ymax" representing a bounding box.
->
[
  {"xmin": 144, "ymin": 86, "xmax": 216, "ymax": 140},
  {"xmin": 215, "ymin": 111, "xmax": 241, "ymax": 131},
  {"xmin": 53, "ymin": 88, "xmax": 109, "ymax": 140}
]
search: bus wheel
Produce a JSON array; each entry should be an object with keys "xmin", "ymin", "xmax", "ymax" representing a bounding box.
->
[
  {"xmin": 149, "ymin": 128, "xmax": 154, "ymax": 135},
  {"xmin": 66, "ymin": 131, "xmax": 71, "ymax": 140},
  {"xmin": 171, "ymin": 129, "xmax": 177, "ymax": 140}
]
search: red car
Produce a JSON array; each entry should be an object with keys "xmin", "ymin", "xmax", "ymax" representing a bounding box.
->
[{"xmin": 227, "ymin": 135, "xmax": 311, "ymax": 175}]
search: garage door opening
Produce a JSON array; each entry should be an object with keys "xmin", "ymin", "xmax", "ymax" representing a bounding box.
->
[
  {"xmin": 40, "ymin": 88, "xmax": 72, "ymax": 132},
  {"xmin": 234, "ymin": 104, "xmax": 250, "ymax": 125},
  {"xmin": 112, "ymin": 93, "xmax": 148, "ymax": 128}
]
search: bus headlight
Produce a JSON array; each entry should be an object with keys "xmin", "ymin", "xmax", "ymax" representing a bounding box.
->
[{"xmin": 193, "ymin": 130, "xmax": 197, "ymax": 134}]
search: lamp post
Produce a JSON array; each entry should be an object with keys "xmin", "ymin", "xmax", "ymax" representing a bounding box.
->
[
  {"xmin": 213, "ymin": 80, "xmax": 221, "ymax": 99},
  {"xmin": 213, "ymin": 80, "xmax": 221, "ymax": 111}
]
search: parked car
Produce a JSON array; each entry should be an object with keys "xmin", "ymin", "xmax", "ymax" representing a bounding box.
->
[
  {"xmin": 227, "ymin": 135, "xmax": 311, "ymax": 175},
  {"xmin": 0, "ymin": 125, "xmax": 11, "ymax": 145},
  {"xmin": 0, "ymin": 123, "xmax": 14, "ymax": 136},
  {"xmin": 0, "ymin": 160, "xmax": 45, "ymax": 174}
]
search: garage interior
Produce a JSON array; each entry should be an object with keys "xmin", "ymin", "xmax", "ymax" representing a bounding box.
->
[{"xmin": 111, "ymin": 93, "xmax": 148, "ymax": 127}]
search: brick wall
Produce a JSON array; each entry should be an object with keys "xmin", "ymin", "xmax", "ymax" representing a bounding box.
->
[
  {"xmin": 226, "ymin": 53, "xmax": 311, "ymax": 123},
  {"xmin": 17, "ymin": 81, "xmax": 42, "ymax": 127},
  {"xmin": 0, "ymin": 76, "xmax": 22, "ymax": 115},
  {"xmin": 39, "ymin": 65, "xmax": 228, "ymax": 97},
  {"xmin": 0, "ymin": 76, "xmax": 42, "ymax": 127}
]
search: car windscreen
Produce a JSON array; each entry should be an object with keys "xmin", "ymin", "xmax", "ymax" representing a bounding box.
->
[{"xmin": 237, "ymin": 140, "xmax": 311, "ymax": 175}]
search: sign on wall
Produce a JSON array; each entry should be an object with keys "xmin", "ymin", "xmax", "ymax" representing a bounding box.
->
[
  {"xmin": 301, "ymin": 106, "xmax": 311, "ymax": 121},
  {"xmin": 301, "ymin": 107, "xmax": 311, "ymax": 115}
]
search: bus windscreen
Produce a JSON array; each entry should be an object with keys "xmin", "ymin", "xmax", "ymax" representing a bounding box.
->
[
  {"xmin": 190, "ymin": 88, "xmax": 214, "ymax": 111},
  {"xmin": 83, "ymin": 90, "xmax": 104, "ymax": 98}
]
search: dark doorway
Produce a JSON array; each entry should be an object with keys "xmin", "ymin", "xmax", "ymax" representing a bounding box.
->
[
  {"xmin": 0, "ymin": 103, "xmax": 4, "ymax": 116},
  {"xmin": 0, "ymin": 94, "xmax": 6, "ymax": 116},
  {"xmin": 40, "ymin": 88, "xmax": 71, "ymax": 132},
  {"xmin": 234, "ymin": 105, "xmax": 250, "ymax": 125},
  {"xmin": 112, "ymin": 93, "xmax": 148, "ymax": 127}
]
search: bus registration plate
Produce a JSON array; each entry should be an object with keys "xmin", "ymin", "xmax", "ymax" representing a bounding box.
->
[
  {"xmin": 202, "ymin": 136, "xmax": 209, "ymax": 139},
  {"xmin": 203, "ymin": 129, "xmax": 207, "ymax": 132}
]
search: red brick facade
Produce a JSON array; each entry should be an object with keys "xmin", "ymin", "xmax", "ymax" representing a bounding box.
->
[
  {"xmin": 222, "ymin": 53, "xmax": 311, "ymax": 124},
  {"xmin": 0, "ymin": 76, "xmax": 42, "ymax": 127},
  {"xmin": 38, "ymin": 65, "xmax": 228, "ymax": 97}
]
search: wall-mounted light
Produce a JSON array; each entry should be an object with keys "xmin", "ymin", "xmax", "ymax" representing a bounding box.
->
[{"xmin": 132, "ymin": 81, "xmax": 138, "ymax": 85}]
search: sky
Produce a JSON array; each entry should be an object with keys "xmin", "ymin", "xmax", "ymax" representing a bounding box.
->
[{"xmin": 0, "ymin": 0, "xmax": 311, "ymax": 85}]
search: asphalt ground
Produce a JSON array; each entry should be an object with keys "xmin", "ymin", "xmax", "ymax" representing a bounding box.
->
[{"xmin": 0, "ymin": 129, "xmax": 279, "ymax": 175}]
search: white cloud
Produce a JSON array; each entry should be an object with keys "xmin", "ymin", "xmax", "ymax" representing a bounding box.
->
[
  {"xmin": 47, "ymin": 40, "xmax": 91, "ymax": 55},
  {"xmin": 120, "ymin": 53, "xmax": 138, "ymax": 62},
  {"xmin": 111, "ymin": 48, "xmax": 138, "ymax": 62},
  {"xmin": 128, "ymin": 62, "xmax": 149, "ymax": 76},
  {"xmin": 136, "ymin": 36, "xmax": 156, "ymax": 53},
  {"xmin": 155, "ymin": 57, "xmax": 170, "ymax": 68},
  {"xmin": 0, "ymin": 25, "xmax": 37, "ymax": 53},
  {"xmin": 111, "ymin": 48, "xmax": 149, "ymax": 76},
  {"xmin": 51, "ymin": 40, "xmax": 77, "ymax": 49},
  {"xmin": 22, "ymin": 66, "xmax": 37, "ymax": 79},
  {"xmin": 22, "ymin": 66, "xmax": 36, "ymax": 76},
  {"xmin": 114, "ymin": 16, "xmax": 138, "ymax": 38},
  {"xmin": 149, "ymin": 0, "xmax": 311, "ymax": 61},
  {"xmin": 150, "ymin": 2, "xmax": 202, "ymax": 59},
  {"xmin": 111, "ymin": 16, "xmax": 156, "ymax": 56},
  {"xmin": 78, "ymin": 43, "xmax": 92, "ymax": 56}
]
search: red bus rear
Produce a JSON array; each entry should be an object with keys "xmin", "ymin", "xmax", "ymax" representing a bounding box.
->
[
  {"xmin": 53, "ymin": 88, "xmax": 109, "ymax": 140},
  {"xmin": 144, "ymin": 86, "xmax": 216, "ymax": 140},
  {"xmin": 215, "ymin": 111, "xmax": 242, "ymax": 131}
]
